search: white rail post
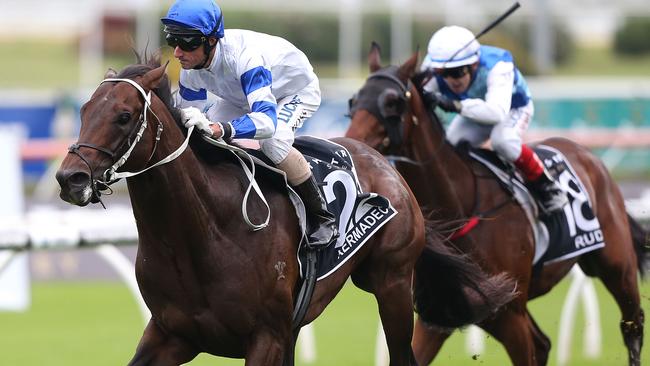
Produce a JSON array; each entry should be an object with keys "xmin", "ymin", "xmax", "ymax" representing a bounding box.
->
[
  {"xmin": 580, "ymin": 277, "xmax": 601, "ymax": 359},
  {"xmin": 465, "ymin": 325, "xmax": 486, "ymax": 355},
  {"xmin": 375, "ymin": 321, "xmax": 389, "ymax": 366},
  {"xmin": 0, "ymin": 124, "xmax": 30, "ymax": 312},
  {"xmin": 95, "ymin": 244, "xmax": 151, "ymax": 324},
  {"xmin": 557, "ymin": 266, "xmax": 601, "ymax": 365},
  {"xmin": 297, "ymin": 323, "xmax": 316, "ymax": 363}
]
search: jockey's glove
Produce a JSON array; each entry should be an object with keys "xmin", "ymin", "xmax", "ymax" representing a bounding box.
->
[
  {"xmin": 433, "ymin": 92, "xmax": 462, "ymax": 114},
  {"xmin": 181, "ymin": 107, "xmax": 214, "ymax": 136}
]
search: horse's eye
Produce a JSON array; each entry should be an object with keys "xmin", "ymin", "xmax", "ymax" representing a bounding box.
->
[{"xmin": 117, "ymin": 112, "xmax": 132, "ymax": 124}]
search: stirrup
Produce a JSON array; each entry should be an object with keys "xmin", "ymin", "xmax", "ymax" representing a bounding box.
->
[
  {"xmin": 540, "ymin": 192, "xmax": 568, "ymax": 213},
  {"xmin": 536, "ymin": 180, "xmax": 568, "ymax": 214},
  {"xmin": 307, "ymin": 223, "xmax": 339, "ymax": 248}
]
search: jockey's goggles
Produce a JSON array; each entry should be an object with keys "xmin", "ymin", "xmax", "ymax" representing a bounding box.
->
[
  {"xmin": 165, "ymin": 33, "xmax": 206, "ymax": 52},
  {"xmin": 435, "ymin": 65, "xmax": 470, "ymax": 79}
]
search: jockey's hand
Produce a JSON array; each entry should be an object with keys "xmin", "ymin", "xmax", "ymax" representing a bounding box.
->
[
  {"xmin": 210, "ymin": 122, "xmax": 234, "ymax": 142},
  {"xmin": 209, "ymin": 123, "xmax": 222, "ymax": 139},
  {"xmin": 181, "ymin": 107, "xmax": 213, "ymax": 135},
  {"xmin": 434, "ymin": 92, "xmax": 462, "ymax": 114}
]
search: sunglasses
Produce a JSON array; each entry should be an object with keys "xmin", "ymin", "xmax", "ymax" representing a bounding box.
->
[
  {"xmin": 435, "ymin": 66, "xmax": 470, "ymax": 79},
  {"xmin": 165, "ymin": 34, "xmax": 206, "ymax": 52}
]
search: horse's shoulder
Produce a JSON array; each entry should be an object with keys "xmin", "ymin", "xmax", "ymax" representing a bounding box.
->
[
  {"xmin": 534, "ymin": 137, "xmax": 596, "ymax": 162},
  {"xmin": 330, "ymin": 136, "xmax": 383, "ymax": 159}
]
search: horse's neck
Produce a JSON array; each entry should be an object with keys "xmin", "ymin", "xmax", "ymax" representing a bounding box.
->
[
  {"xmin": 404, "ymin": 104, "xmax": 475, "ymax": 218},
  {"xmin": 125, "ymin": 105, "xmax": 234, "ymax": 238}
]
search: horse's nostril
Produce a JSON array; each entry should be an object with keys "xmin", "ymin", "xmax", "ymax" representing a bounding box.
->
[
  {"xmin": 68, "ymin": 172, "xmax": 91, "ymax": 187},
  {"xmin": 57, "ymin": 170, "xmax": 90, "ymax": 189}
]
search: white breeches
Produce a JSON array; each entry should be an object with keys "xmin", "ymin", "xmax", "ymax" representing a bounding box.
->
[
  {"xmin": 206, "ymin": 78, "xmax": 321, "ymax": 164},
  {"xmin": 446, "ymin": 100, "xmax": 534, "ymax": 162}
]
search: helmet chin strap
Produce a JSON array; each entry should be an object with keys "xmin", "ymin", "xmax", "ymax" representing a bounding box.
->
[{"xmin": 194, "ymin": 38, "xmax": 217, "ymax": 70}]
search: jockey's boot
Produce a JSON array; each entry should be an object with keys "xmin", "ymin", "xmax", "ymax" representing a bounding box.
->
[
  {"xmin": 515, "ymin": 144, "xmax": 568, "ymax": 214},
  {"xmin": 293, "ymin": 174, "xmax": 339, "ymax": 248},
  {"xmin": 527, "ymin": 169, "xmax": 568, "ymax": 214}
]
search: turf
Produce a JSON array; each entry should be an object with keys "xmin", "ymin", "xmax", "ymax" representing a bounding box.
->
[{"xmin": 0, "ymin": 277, "xmax": 648, "ymax": 365}]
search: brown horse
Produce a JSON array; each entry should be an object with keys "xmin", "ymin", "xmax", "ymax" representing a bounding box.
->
[
  {"xmin": 345, "ymin": 44, "xmax": 649, "ymax": 366},
  {"xmin": 55, "ymin": 56, "xmax": 513, "ymax": 365}
]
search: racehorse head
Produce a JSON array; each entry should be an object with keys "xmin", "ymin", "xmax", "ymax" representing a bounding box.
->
[
  {"xmin": 56, "ymin": 57, "xmax": 174, "ymax": 206},
  {"xmin": 346, "ymin": 42, "xmax": 437, "ymax": 156}
]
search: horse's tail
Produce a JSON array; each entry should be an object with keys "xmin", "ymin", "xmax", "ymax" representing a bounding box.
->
[
  {"xmin": 627, "ymin": 213, "xmax": 650, "ymax": 278},
  {"xmin": 413, "ymin": 219, "xmax": 518, "ymax": 328}
]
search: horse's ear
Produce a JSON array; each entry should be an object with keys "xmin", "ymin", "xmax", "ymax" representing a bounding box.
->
[
  {"xmin": 141, "ymin": 61, "xmax": 169, "ymax": 91},
  {"xmin": 397, "ymin": 50, "xmax": 419, "ymax": 81},
  {"xmin": 104, "ymin": 68, "xmax": 117, "ymax": 78},
  {"xmin": 369, "ymin": 41, "xmax": 382, "ymax": 73}
]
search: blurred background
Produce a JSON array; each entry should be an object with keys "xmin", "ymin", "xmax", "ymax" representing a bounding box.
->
[{"xmin": 0, "ymin": 0, "xmax": 649, "ymax": 365}]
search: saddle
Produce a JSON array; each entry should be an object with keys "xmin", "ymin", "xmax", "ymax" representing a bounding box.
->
[
  {"xmin": 293, "ymin": 136, "xmax": 398, "ymax": 281},
  {"xmin": 465, "ymin": 145, "xmax": 605, "ymax": 267},
  {"xmin": 195, "ymin": 134, "xmax": 397, "ymax": 281}
]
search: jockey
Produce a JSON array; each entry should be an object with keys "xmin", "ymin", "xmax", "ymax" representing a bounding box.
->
[
  {"xmin": 420, "ymin": 25, "xmax": 568, "ymax": 214},
  {"xmin": 161, "ymin": 0, "xmax": 338, "ymax": 247}
]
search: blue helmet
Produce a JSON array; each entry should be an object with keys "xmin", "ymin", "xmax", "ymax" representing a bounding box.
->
[{"xmin": 161, "ymin": 0, "xmax": 224, "ymax": 38}]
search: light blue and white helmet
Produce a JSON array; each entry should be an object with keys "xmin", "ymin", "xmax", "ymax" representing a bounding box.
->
[
  {"xmin": 161, "ymin": 0, "xmax": 225, "ymax": 38},
  {"xmin": 426, "ymin": 26, "xmax": 480, "ymax": 69}
]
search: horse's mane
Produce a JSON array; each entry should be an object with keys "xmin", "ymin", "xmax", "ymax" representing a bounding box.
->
[
  {"xmin": 408, "ymin": 70, "xmax": 450, "ymax": 143},
  {"xmin": 117, "ymin": 52, "xmax": 184, "ymax": 125}
]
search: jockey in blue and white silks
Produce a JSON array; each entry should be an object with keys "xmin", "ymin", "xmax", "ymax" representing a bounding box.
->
[
  {"xmin": 420, "ymin": 25, "xmax": 567, "ymax": 214},
  {"xmin": 162, "ymin": 0, "xmax": 338, "ymax": 247},
  {"xmin": 176, "ymin": 29, "xmax": 319, "ymax": 144}
]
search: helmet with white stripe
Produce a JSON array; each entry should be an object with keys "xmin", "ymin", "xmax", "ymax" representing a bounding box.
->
[{"xmin": 426, "ymin": 26, "xmax": 480, "ymax": 69}]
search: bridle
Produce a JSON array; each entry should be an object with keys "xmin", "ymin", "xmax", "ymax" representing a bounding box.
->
[
  {"xmin": 352, "ymin": 68, "xmax": 443, "ymax": 166},
  {"xmin": 364, "ymin": 69, "xmax": 411, "ymax": 152},
  {"xmin": 66, "ymin": 78, "xmax": 193, "ymax": 207}
]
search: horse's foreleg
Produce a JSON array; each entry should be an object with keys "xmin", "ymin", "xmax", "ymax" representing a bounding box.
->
[
  {"xmin": 375, "ymin": 276, "xmax": 418, "ymax": 366},
  {"xmin": 282, "ymin": 334, "xmax": 296, "ymax": 366},
  {"xmin": 596, "ymin": 264, "xmax": 644, "ymax": 366},
  {"xmin": 412, "ymin": 318, "xmax": 452, "ymax": 365},
  {"xmin": 583, "ymin": 214, "xmax": 645, "ymax": 366},
  {"xmin": 584, "ymin": 252, "xmax": 644, "ymax": 366},
  {"xmin": 526, "ymin": 311, "xmax": 551, "ymax": 366},
  {"xmin": 481, "ymin": 308, "xmax": 537, "ymax": 366},
  {"xmin": 127, "ymin": 319, "xmax": 198, "ymax": 366},
  {"xmin": 244, "ymin": 327, "xmax": 291, "ymax": 366},
  {"xmin": 621, "ymin": 310, "xmax": 645, "ymax": 366}
]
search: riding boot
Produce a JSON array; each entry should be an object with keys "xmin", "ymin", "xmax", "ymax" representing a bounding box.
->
[
  {"xmin": 292, "ymin": 175, "xmax": 339, "ymax": 248},
  {"xmin": 527, "ymin": 169, "xmax": 568, "ymax": 214},
  {"xmin": 515, "ymin": 144, "xmax": 568, "ymax": 214}
]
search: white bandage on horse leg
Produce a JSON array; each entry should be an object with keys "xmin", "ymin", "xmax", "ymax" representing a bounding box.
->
[{"xmin": 276, "ymin": 147, "xmax": 312, "ymax": 186}]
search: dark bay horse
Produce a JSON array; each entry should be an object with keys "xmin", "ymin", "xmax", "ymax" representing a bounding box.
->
[
  {"xmin": 345, "ymin": 44, "xmax": 649, "ymax": 366},
  {"xmin": 55, "ymin": 57, "xmax": 512, "ymax": 365}
]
